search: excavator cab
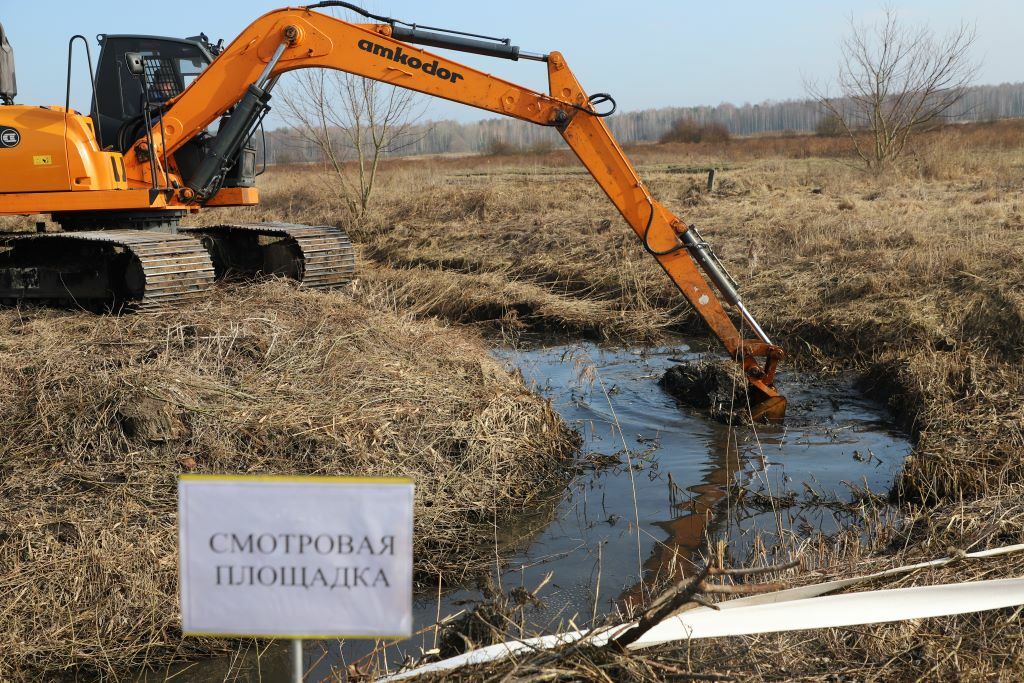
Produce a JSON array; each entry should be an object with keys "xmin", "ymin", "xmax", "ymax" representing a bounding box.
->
[
  {"xmin": 92, "ymin": 34, "xmax": 256, "ymax": 188},
  {"xmin": 92, "ymin": 34, "xmax": 211, "ymax": 149}
]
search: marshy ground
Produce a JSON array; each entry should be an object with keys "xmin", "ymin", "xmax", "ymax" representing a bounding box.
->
[{"xmin": 2, "ymin": 120, "xmax": 1024, "ymax": 680}]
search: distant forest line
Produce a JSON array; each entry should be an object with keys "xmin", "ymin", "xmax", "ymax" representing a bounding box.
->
[{"xmin": 258, "ymin": 81, "xmax": 1024, "ymax": 164}]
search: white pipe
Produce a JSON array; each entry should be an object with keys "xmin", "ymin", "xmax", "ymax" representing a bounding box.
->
[{"xmin": 383, "ymin": 544, "xmax": 1024, "ymax": 681}]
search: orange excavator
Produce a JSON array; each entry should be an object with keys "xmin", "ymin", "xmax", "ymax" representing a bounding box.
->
[{"xmin": 0, "ymin": 3, "xmax": 785, "ymax": 419}]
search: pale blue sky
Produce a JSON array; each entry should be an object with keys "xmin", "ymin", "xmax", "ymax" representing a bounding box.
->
[{"xmin": 2, "ymin": 1, "xmax": 1020, "ymax": 125}]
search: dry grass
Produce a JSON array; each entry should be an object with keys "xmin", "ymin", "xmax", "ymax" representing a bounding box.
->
[
  {"xmin": 413, "ymin": 488, "xmax": 1024, "ymax": 682},
  {"xmin": 288, "ymin": 120, "xmax": 1023, "ymax": 503},
  {"xmin": 195, "ymin": 120, "xmax": 1024, "ymax": 680},
  {"xmin": 191, "ymin": 121, "xmax": 1024, "ymax": 504},
  {"xmin": 3, "ymin": 119, "xmax": 1024, "ymax": 679},
  {"xmin": 0, "ymin": 282, "xmax": 577, "ymax": 679},
  {"xmin": 354, "ymin": 261, "xmax": 666, "ymax": 342}
]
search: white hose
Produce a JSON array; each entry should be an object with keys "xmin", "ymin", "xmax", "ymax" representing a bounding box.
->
[{"xmin": 382, "ymin": 543, "xmax": 1024, "ymax": 681}]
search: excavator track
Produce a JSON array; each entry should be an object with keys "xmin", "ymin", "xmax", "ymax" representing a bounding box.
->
[
  {"xmin": 181, "ymin": 222, "xmax": 355, "ymax": 288},
  {"xmin": 0, "ymin": 230, "xmax": 215, "ymax": 311}
]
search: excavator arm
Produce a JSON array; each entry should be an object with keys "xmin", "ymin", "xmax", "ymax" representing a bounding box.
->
[{"xmin": 126, "ymin": 3, "xmax": 786, "ymax": 419}]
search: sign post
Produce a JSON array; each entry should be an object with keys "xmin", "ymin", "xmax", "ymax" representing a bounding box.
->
[
  {"xmin": 178, "ymin": 475, "xmax": 415, "ymax": 680},
  {"xmin": 292, "ymin": 639, "xmax": 304, "ymax": 683}
]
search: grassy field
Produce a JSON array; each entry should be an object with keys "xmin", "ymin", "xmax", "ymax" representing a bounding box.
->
[
  {"xmin": 202, "ymin": 120, "xmax": 1024, "ymax": 680},
  {"xmin": 2, "ymin": 119, "xmax": 1023, "ymax": 679}
]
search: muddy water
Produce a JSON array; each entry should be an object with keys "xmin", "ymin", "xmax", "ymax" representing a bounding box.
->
[
  {"xmin": 154, "ymin": 341, "xmax": 911, "ymax": 682},
  {"xmin": 495, "ymin": 343, "xmax": 910, "ymax": 614}
]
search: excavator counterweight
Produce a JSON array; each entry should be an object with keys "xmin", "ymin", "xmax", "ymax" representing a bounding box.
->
[{"xmin": 0, "ymin": 5, "xmax": 785, "ymax": 418}]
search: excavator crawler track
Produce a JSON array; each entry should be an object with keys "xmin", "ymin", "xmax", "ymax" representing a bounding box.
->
[
  {"xmin": 0, "ymin": 230, "xmax": 215, "ymax": 311},
  {"xmin": 181, "ymin": 222, "xmax": 355, "ymax": 289}
]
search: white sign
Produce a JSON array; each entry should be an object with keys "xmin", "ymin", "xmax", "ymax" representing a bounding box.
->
[{"xmin": 178, "ymin": 475, "xmax": 414, "ymax": 639}]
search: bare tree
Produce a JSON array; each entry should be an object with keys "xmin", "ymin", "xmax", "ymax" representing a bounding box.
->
[
  {"xmin": 807, "ymin": 8, "xmax": 978, "ymax": 172},
  {"xmin": 279, "ymin": 69, "xmax": 424, "ymax": 216}
]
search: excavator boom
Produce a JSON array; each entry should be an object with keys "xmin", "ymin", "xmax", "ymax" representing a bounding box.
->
[{"xmin": 0, "ymin": 4, "xmax": 785, "ymax": 418}]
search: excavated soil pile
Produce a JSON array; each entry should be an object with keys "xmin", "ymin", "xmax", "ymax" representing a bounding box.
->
[
  {"xmin": 0, "ymin": 281, "xmax": 577, "ymax": 679},
  {"xmin": 659, "ymin": 360, "xmax": 751, "ymax": 424}
]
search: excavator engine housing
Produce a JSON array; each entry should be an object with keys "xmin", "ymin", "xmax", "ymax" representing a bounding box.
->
[{"xmin": 0, "ymin": 106, "xmax": 126, "ymax": 194}]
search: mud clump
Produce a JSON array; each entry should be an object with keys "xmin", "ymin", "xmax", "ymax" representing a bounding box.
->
[{"xmin": 659, "ymin": 360, "xmax": 751, "ymax": 424}]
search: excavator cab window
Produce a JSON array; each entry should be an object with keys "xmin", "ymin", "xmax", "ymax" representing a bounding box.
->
[
  {"xmin": 92, "ymin": 35, "xmax": 213, "ymax": 150},
  {"xmin": 142, "ymin": 56, "xmax": 182, "ymax": 103}
]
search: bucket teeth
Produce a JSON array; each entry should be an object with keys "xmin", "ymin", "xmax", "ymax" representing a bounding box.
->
[{"xmin": 181, "ymin": 223, "xmax": 355, "ymax": 289}]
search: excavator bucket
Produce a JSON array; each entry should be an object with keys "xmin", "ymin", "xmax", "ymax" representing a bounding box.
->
[{"xmin": 750, "ymin": 396, "xmax": 787, "ymax": 423}]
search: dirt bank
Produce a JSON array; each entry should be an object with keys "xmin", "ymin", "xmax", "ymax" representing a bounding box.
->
[{"xmin": 0, "ymin": 282, "xmax": 577, "ymax": 679}]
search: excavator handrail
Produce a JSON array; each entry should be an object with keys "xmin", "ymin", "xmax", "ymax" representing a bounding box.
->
[{"xmin": 125, "ymin": 5, "xmax": 786, "ymax": 419}]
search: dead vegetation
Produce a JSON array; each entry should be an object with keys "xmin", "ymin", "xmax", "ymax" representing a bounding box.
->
[
  {"xmin": 0, "ymin": 282, "xmax": 577, "ymax": 679},
  {"xmin": 2, "ymin": 119, "xmax": 1024, "ymax": 679},
  {"xmin": 196, "ymin": 119, "xmax": 1024, "ymax": 680},
  {"xmin": 280, "ymin": 120, "xmax": 1023, "ymax": 506},
  {"xmin": 408, "ymin": 488, "xmax": 1024, "ymax": 682}
]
